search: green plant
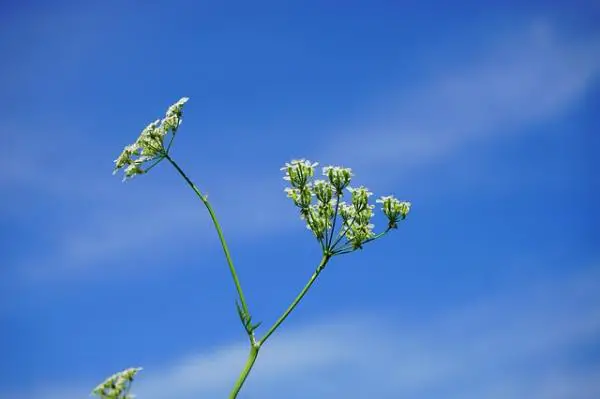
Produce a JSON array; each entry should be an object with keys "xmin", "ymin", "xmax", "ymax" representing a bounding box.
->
[{"xmin": 93, "ymin": 98, "xmax": 411, "ymax": 398}]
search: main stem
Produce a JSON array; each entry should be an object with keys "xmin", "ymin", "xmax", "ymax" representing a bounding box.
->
[
  {"xmin": 229, "ymin": 345, "xmax": 260, "ymax": 399},
  {"xmin": 164, "ymin": 154, "xmax": 251, "ymax": 317},
  {"xmin": 228, "ymin": 254, "xmax": 331, "ymax": 398}
]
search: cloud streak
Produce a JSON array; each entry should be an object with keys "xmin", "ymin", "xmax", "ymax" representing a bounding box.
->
[
  {"xmin": 323, "ymin": 20, "xmax": 600, "ymax": 180},
  {"xmin": 9, "ymin": 264, "xmax": 599, "ymax": 399},
  {"xmin": 7, "ymin": 19, "xmax": 599, "ymax": 280}
]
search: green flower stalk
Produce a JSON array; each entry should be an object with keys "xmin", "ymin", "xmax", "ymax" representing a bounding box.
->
[{"xmin": 97, "ymin": 98, "xmax": 412, "ymax": 399}]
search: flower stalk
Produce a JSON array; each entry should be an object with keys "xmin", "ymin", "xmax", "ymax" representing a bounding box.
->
[{"xmin": 164, "ymin": 154, "xmax": 255, "ymax": 340}]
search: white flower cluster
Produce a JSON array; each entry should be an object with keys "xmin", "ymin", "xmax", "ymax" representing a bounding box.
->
[
  {"xmin": 91, "ymin": 367, "xmax": 142, "ymax": 399},
  {"xmin": 339, "ymin": 186, "xmax": 375, "ymax": 249},
  {"xmin": 113, "ymin": 97, "xmax": 189, "ymax": 180},
  {"xmin": 376, "ymin": 196, "xmax": 411, "ymax": 229},
  {"xmin": 281, "ymin": 159, "xmax": 410, "ymax": 252}
]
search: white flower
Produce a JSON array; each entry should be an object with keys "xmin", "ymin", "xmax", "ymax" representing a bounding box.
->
[
  {"xmin": 322, "ymin": 165, "xmax": 353, "ymax": 192},
  {"xmin": 347, "ymin": 186, "xmax": 373, "ymax": 210},
  {"xmin": 313, "ymin": 179, "xmax": 334, "ymax": 203},
  {"xmin": 280, "ymin": 159, "xmax": 318, "ymax": 188},
  {"xmin": 113, "ymin": 98, "xmax": 189, "ymax": 181},
  {"xmin": 377, "ymin": 195, "xmax": 411, "ymax": 228}
]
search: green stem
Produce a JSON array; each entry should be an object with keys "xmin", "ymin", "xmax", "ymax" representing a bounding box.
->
[
  {"xmin": 326, "ymin": 192, "xmax": 341, "ymax": 249},
  {"xmin": 228, "ymin": 254, "xmax": 331, "ymax": 397},
  {"xmin": 229, "ymin": 345, "xmax": 260, "ymax": 399},
  {"xmin": 259, "ymin": 254, "xmax": 331, "ymax": 346},
  {"xmin": 164, "ymin": 154, "xmax": 252, "ymax": 319},
  {"xmin": 332, "ymin": 228, "xmax": 391, "ymax": 255}
]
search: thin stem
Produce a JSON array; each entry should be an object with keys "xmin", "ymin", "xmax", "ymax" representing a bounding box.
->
[
  {"xmin": 259, "ymin": 254, "xmax": 331, "ymax": 346},
  {"xmin": 142, "ymin": 156, "xmax": 164, "ymax": 174},
  {"xmin": 165, "ymin": 132, "xmax": 176, "ymax": 153},
  {"xmin": 361, "ymin": 228, "xmax": 391, "ymax": 245},
  {"xmin": 332, "ymin": 229, "xmax": 392, "ymax": 256},
  {"xmin": 326, "ymin": 192, "xmax": 341, "ymax": 249},
  {"xmin": 330, "ymin": 215, "xmax": 357, "ymax": 250},
  {"xmin": 229, "ymin": 254, "xmax": 331, "ymax": 397},
  {"xmin": 328, "ymin": 202, "xmax": 369, "ymax": 251},
  {"xmin": 164, "ymin": 154, "xmax": 252, "ymax": 320},
  {"xmin": 229, "ymin": 345, "xmax": 260, "ymax": 399}
]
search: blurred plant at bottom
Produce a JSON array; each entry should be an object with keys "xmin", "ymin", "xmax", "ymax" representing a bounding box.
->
[{"xmin": 92, "ymin": 368, "xmax": 142, "ymax": 399}]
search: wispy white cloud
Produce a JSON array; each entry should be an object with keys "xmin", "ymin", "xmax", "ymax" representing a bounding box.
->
[
  {"xmin": 9, "ymin": 265, "xmax": 599, "ymax": 399},
  {"xmin": 7, "ymin": 19, "xmax": 599, "ymax": 279},
  {"xmin": 14, "ymin": 175, "xmax": 296, "ymax": 281},
  {"xmin": 321, "ymin": 20, "xmax": 600, "ymax": 181}
]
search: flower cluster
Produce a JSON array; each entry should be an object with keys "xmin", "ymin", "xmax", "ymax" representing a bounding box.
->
[
  {"xmin": 339, "ymin": 186, "xmax": 375, "ymax": 249},
  {"xmin": 91, "ymin": 367, "xmax": 142, "ymax": 399},
  {"xmin": 376, "ymin": 196, "xmax": 411, "ymax": 229},
  {"xmin": 282, "ymin": 159, "xmax": 409, "ymax": 252},
  {"xmin": 113, "ymin": 97, "xmax": 189, "ymax": 180},
  {"xmin": 322, "ymin": 166, "xmax": 352, "ymax": 193}
]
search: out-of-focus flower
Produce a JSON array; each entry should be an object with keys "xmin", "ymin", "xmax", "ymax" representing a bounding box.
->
[{"xmin": 92, "ymin": 367, "xmax": 142, "ymax": 399}]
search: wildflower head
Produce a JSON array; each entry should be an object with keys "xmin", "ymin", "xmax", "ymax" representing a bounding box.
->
[
  {"xmin": 284, "ymin": 186, "xmax": 313, "ymax": 209},
  {"xmin": 163, "ymin": 97, "xmax": 188, "ymax": 134},
  {"xmin": 322, "ymin": 166, "xmax": 352, "ymax": 193},
  {"xmin": 300, "ymin": 205, "xmax": 327, "ymax": 240},
  {"xmin": 280, "ymin": 159, "xmax": 318, "ymax": 188},
  {"xmin": 92, "ymin": 367, "xmax": 142, "ymax": 399},
  {"xmin": 313, "ymin": 179, "xmax": 333, "ymax": 204},
  {"xmin": 376, "ymin": 195, "xmax": 411, "ymax": 229},
  {"xmin": 347, "ymin": 186, "xmax": 373, "ymax": 210},
  {"xmin": 282, "ymin": 159, "xmax": 409, "ymax": 253},
  {"xmin": 339, "ymin": 200, "xmax": 375, "ymax": 249},
  {"xmin": 113, "ymin": 97, "xmax": 189, "ymax": 181},
  {"xmin": 282, "ymin": 160, "xmax": 339, "ymax": 241}
]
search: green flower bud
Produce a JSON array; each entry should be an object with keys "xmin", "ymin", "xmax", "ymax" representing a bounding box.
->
[
  {"xmin": 347, "ymin": 186, "xmax": 373, "ymax": 210},
  {"xmin": 313, "ymin": 179, "xmax": 333, "ymax": 204},
  {"xmin": 322, "ymin": 166, "xmax": 353, "ymax": 193},
  {"xmin": 303, "ymin": 205, "xmax": 328, "ymax": 240},
  {"xmin": 281, "ymin": 159, "xmax": 318, "ymax": 188},
  {"xmin": 376, "ymin": 196, "xmax": 411, "ymax": 228}
]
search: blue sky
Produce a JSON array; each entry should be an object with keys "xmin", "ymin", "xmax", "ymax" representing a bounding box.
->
[{"xmin": 1, "ymin": 1, "xmax": 599, "ymax": 398}]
